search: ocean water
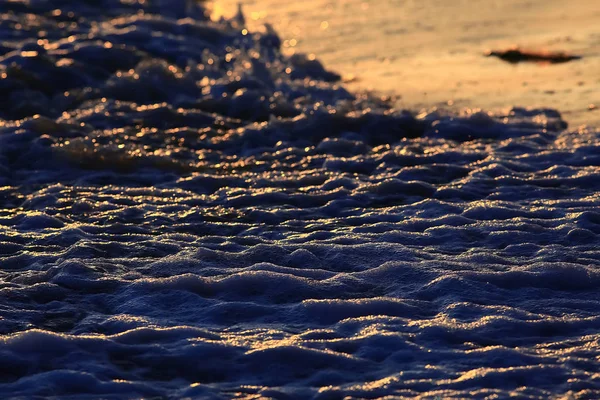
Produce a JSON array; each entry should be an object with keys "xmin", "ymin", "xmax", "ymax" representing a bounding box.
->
[
  {"xmin": 217, "ymin": 0, "xmax": 600, "ymax": 126},
  {"xmin": 0, "ymin": 1, "xmax": 599, "ymax": 399}
]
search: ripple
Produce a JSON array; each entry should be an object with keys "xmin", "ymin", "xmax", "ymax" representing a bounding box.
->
[{"xmin": 0, "ymin": 0, "xmax": 599, "ymax": 398}]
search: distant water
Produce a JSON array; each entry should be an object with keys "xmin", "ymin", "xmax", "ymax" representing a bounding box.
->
[
  {"xmin": 1, "ymin": 1, "xmax": 600, "ymax": 399},
  {"xmin": 218, "ymin": 0, "xmax": 600, "ymax": 126}
]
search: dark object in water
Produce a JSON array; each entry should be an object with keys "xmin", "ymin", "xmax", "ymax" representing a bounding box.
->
[{"xmin": 486, "ymin": 48, "xmax": 582, "ymax": 64}]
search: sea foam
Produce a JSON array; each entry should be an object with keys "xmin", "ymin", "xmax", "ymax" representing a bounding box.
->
[{"xmin": 0, "ymin": 1, "xmax": 599, "ymax": 398}]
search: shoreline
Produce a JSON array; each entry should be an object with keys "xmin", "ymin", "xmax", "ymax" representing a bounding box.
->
[
  {"xmin": 1, "ymin": 2, "xmax": 600, "ymax": 398},
  {"xmin": 216, "ymin": 0, "xmax": 600, "ymax": 128}
]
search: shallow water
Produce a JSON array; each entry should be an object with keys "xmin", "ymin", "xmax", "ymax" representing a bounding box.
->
[
  {"xmin": 0, "ymin": 1, "xmax": 599, "ymax": 399},
  {"xmin": 217, "ymin": 0, "xmax": 600, "ymax": 126}
]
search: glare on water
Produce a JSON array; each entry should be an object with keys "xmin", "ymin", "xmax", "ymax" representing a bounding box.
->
[{"xmin": 215, "ymin": 0, "xmax": 600, "ymax": 126}]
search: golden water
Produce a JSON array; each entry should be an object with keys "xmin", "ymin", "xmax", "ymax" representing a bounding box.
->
[{"xmin": 215, "ymin": 0, "xmax": 600, "ymax": 126}]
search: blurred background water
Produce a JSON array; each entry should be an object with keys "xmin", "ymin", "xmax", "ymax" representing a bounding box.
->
[{"xmin": 215, "ymin": 0, "xmax": 600, "ymax": 126}]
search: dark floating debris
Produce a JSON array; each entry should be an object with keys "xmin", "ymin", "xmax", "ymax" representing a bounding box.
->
[{"xmin": 486, "ymin": 47, "xmax": 582, "ymax": 64}]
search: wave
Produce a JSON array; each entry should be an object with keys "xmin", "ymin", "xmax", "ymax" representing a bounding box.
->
[{"xmin": 0, "ymin": 0, "xmax": 599, "ymax": 398}]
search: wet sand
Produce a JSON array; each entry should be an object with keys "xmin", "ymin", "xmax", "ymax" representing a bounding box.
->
[{"xmin": 215, "ymin": 0, "xmax": 600, "ymax": 127}]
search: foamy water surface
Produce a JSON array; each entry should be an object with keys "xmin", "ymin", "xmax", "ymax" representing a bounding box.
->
[{"xmin": 0, "ymin": 1, "xmax": 599, "ymax": 399}]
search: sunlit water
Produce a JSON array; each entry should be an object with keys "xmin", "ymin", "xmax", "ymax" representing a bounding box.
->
[
  {"xmin": 217, "ymin": 0, "xmax": 600, "ymax": 126},
  {"xmin": 0, "ymin": 1, "xmax": 599, "ymax": 398}
]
